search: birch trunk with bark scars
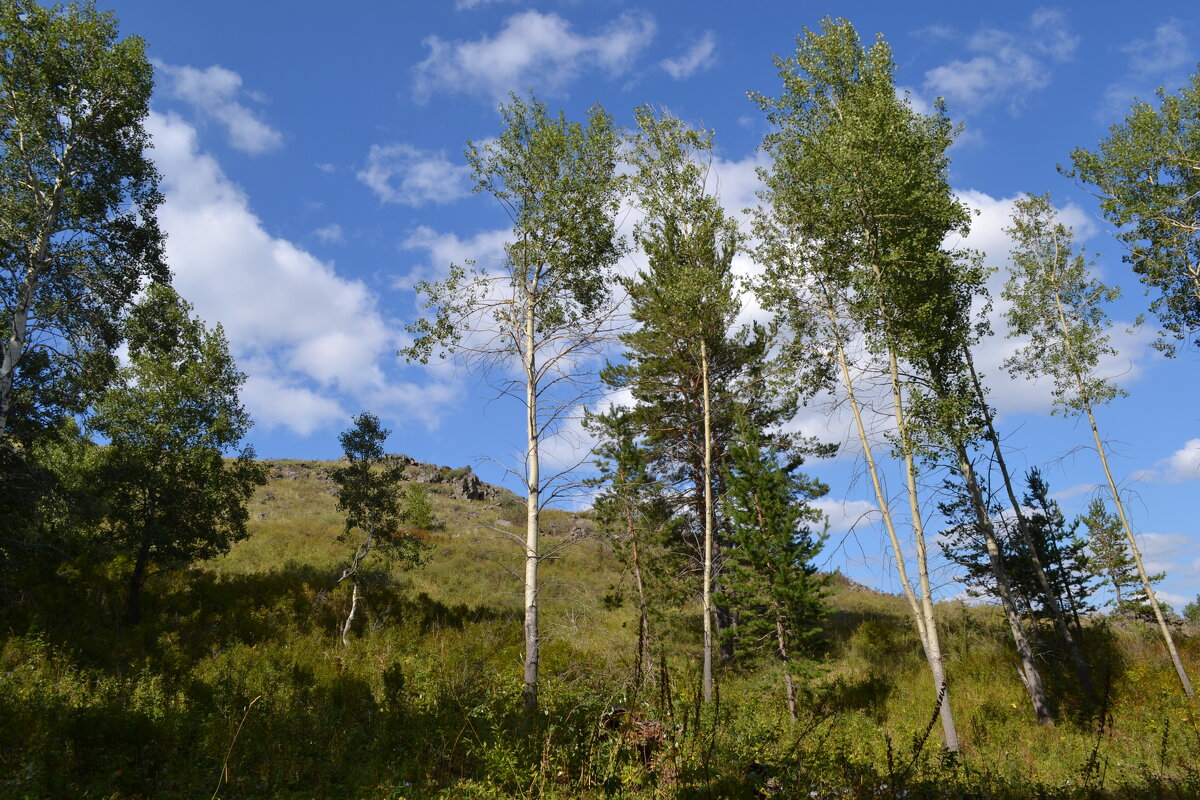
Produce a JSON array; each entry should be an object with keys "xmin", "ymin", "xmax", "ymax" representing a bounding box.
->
[
  {"xmin": 885, "ymin": 347, "xmax": 961, "ymax": 751},
  {"xmin": 965, "ymin": 348, "xmax": 1094, "ymax": 702},
  {"xmin": 954, "ymin": 442, "xmax": 1054, "ymax": 725},
  {"xmin": 701, "ymin": 339, "xmax": 714, "ymax": 704},
  {"xmin": 524, "ymin": 295, "xmax": 541, "ymax": 712},
  {"xmin": 821, "ymin": 296, "xmax": 958, "ymax": 752}
]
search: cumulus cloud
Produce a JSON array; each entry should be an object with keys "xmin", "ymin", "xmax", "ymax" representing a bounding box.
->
[
  {"xmin": 148, "ymin": 111, "xmax": 458, "ymax": 434},
  {"xmin": 923, "ymin": 9, "xmax": 1078, "ymax": 113},
  {"xmin": 155, "ymin": 62, "xmax": 283, "ymax": 154},
  {"xmin": 358, "ymin": 144, "xmax": 473, "ymax": 206},
  {"xmin": 660, "ymin": 31, "xmax": 716, "ymax": 80},
  {"xmin": 413, "ymin": 10, "xmax": 655, "ymax": 102},
  {"xmin": 1134, "ymin": 439, "xmax": 1200, "ymax": 484}
]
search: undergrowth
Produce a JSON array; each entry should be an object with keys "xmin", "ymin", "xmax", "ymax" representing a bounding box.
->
[{"xmin": 1, "ymin": 461, "xmax": 1197, "ymax": 798}]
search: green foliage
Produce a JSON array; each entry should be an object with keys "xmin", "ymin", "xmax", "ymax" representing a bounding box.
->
[
  {"xmin": 1067, "ymin": 67, "xmax": 1200, "ymax": 354},
  {"xmin": 1184, "ymin": 595, "xmax": 1200, "ymax": 624},
  {"xmin": 753, "ymin": 17, "xmax": 977, "ymax": 371},
  {"xmin": 941, "ymin": 469, "xmax": 1096, "ymax": 624},
  {"xmin": 1003, "ymin": 193, "xmax": 1126, "ymax": 415},
  {"xmin": 402, "ymin": 482, "xmax": 436, "ymax": 531},
  {"xmin": 332, "ymin": 413, "xmax": 427, "ymax": 637},
  {"xmin": 88, "ymin": 284, "xmax": 264, "ymax": 622},
  {"xmin": 0, "ymin": 0, "xmax": 166, "ymax": 446},
  {"xmin": 1080, "ymin": 497, "xmax": 1164, "ymax": 617},
  {"xmin": 718, "ymin": 415, "xmax": 830, "ymax": 670},
  {"xmin": 403, "ymin": 93, "xmax": 625, "ymax": 366}
]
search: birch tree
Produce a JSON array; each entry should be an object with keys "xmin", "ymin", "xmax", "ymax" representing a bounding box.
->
[
  {"xmin": 1, "ymin": 0, "xmax": 165, "ymax": 451},
  {"xmin": 753, "ymin": 18, "xmax": 968, "ymax": 749},
  {"xmin": 403, "ymin": 94, "xmax": 623, "ymax": 711},
  {"xmin": 1067, "ymin": 68, "xmax": 1200, "ymax": 355},
  {"xmin": 1003, "ymin": 192, "xmax": 1194, "ymax": 699},
  {"xmin": 332, "ymin": 412, "xmax": 426, "ymax": 646}
]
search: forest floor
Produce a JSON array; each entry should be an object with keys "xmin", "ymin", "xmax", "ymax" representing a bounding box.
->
[{"xmin": 1, "ymin": 458, "xmax": 1198, "ymax": 798}]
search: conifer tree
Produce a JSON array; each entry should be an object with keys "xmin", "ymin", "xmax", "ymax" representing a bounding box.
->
[
  {"xmin": 1079, "ymin": 497, "xmax": 1162, "ymax": 617},
  {"xmin": 719, "ymin": 415, "xmax": 829, "ymax": 719},
  {"xmin": 597, "ymin": 107, "xmax": 811, "ymax": 701}
]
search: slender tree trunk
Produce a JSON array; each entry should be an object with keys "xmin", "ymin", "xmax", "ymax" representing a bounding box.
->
[
  {"xmin": 773, "ymin": 602, "xmax": 797, "ymax": 720},
  {"xmin": 1085, "ymin": 405, "xmax": 1193, "ymax": 699},
  {"xmin": 0, "ymin": 177, "xmax": 63, "ymax": 440},
  {"xmin": 126, "ymin": 542, "xmax": 151, "ymax": 625},
  {"xmin": 1050, "ymin": 292, "xmax": 1194, "ymax": 700},
  {"xmin": 339, "ymin": 518, "xmax": 375, "ymax": 646},
  {"xmin": 341, "ymin": 580, "xmax": 361, "ymax": 646},
  {"xmin": 964, "ymin": 347, "xmax": 1094, "ymax": 702},
  {"xmin": 524, "ymin": 296, "xmax": 541, "ymax": 712},
  {"xmin": 820, "ymin": 295, "xmax": 958, "ymax": 751},
  {"xmin": 885, "ymin": 347, "xmax": 961, "ymax": 750},
  {"xmin": 628, "ymin": 506, "xmax": 652, "ymax": 693},
  {"xmin": 701, "ymin": 339, "xmax": 714, "ymax": 703},
  {"xmin": 954, "ymin": 442, "xmax": 1054, "ymax": 725}
]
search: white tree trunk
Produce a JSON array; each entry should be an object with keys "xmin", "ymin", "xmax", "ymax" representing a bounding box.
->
[
  {"xmin": 701, "ymin": 339, "xmax": 715, "ymax": 703},
  {"xmin": 821, "ymin": 297, "xmax": 958, "ymax": 751},
  {"xmin": 954, "ymin": 443, "xmax": 1053, "ymax": 725},
  {"xmin": 523, "ymin": 297, "xmax": 541, "ymax": 712},
  {"xmin": 886, "ymin": 347, "xmax": 961, "ymax": 751}
]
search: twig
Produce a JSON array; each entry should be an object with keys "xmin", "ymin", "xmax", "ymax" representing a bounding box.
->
[{"xmin": 210, "ymin": 695, "xmax": 262, "ymax": 800}]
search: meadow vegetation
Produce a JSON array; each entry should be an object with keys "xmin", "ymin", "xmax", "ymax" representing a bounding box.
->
[{"xmin": 2, "ymin": 460, "xmax": 1198, "ymax": 799}]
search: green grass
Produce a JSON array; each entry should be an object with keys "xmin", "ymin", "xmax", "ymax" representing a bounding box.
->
[{"xmin": 2, "ymin": 458, "xmax": 1198, "ymax": 798}]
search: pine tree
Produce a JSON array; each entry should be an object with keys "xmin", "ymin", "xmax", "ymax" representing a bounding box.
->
[
  {"xmin": 596, "ymin": 107, "xmax": 818, "ymax": 701},
  {"xmin": 1080, "ymin": 497, "xmax": 1163, "ymax": 618},
  {"xmin": 719, "ymin": 415, "xmax": 829, "ymax": 719}
]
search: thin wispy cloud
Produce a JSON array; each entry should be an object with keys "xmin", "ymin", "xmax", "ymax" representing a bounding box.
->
[
  {"xmin": 1100, "ymin": 20, "xmax": 1194, "ymax": 120},
  {"xmin": 923, "ymin": 9, "xmax": 1079, "ymax": 114},
  {"xmin": 660, "ymin": 31, "xmax": 716, "ymax": 80},
  {"xmin": 155, "ymin": 62, "xmax": 283, "ymax": 154}
]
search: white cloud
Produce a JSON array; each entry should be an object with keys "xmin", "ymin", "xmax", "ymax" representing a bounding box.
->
[
  {"xmin": 148, "ymin": 111, "xmax": 459, "ymax": 434},
  {"xmin": 1135, "ymin": 439, "xmax": 1200, "ymax": 484},
  {"xmin": 1138, "ymin": 531, "xmax": 1196, "ymax": 576},
  {"xmin": 155, "ymin": 62, "xmax": 283, "ymax": 154},
  {"xmin": 813, "ymin": 498, "xmax": 879, "ymax": 534},
  {"xmin": 313, "ymin": 223, "xmax": 344, "ymax": 244},
  {"xmin": 660, "ymin": 31, "xmax": 716, "ymax": 80},
  {"xmin": 923, "ymin": 9, "xmax": 1078, "ymax": 113},
  {"xmin": 1100, "ymin": 21, "xmax": 1194, "ymax": 120},
  {"xmin": 357, "ymin": 143, "xmax": 472, "ymax": 206},
  {"xmin": 400, "ymin": 225, "xmax": 511, "ymax": 288},
  {"xmin": 413, "ymin": 10, "xmax": 655, "ymax": 102}
]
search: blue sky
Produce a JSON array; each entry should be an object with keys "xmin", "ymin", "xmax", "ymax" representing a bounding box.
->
[{"xmin": 101, "ymin": 0, "xmax": 1198, "ymax": 607}]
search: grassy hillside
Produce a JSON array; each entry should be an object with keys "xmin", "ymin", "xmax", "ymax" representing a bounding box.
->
[{"xmin": 1, "ymin": 458, "xmax": 1198, "ymax": 798}]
